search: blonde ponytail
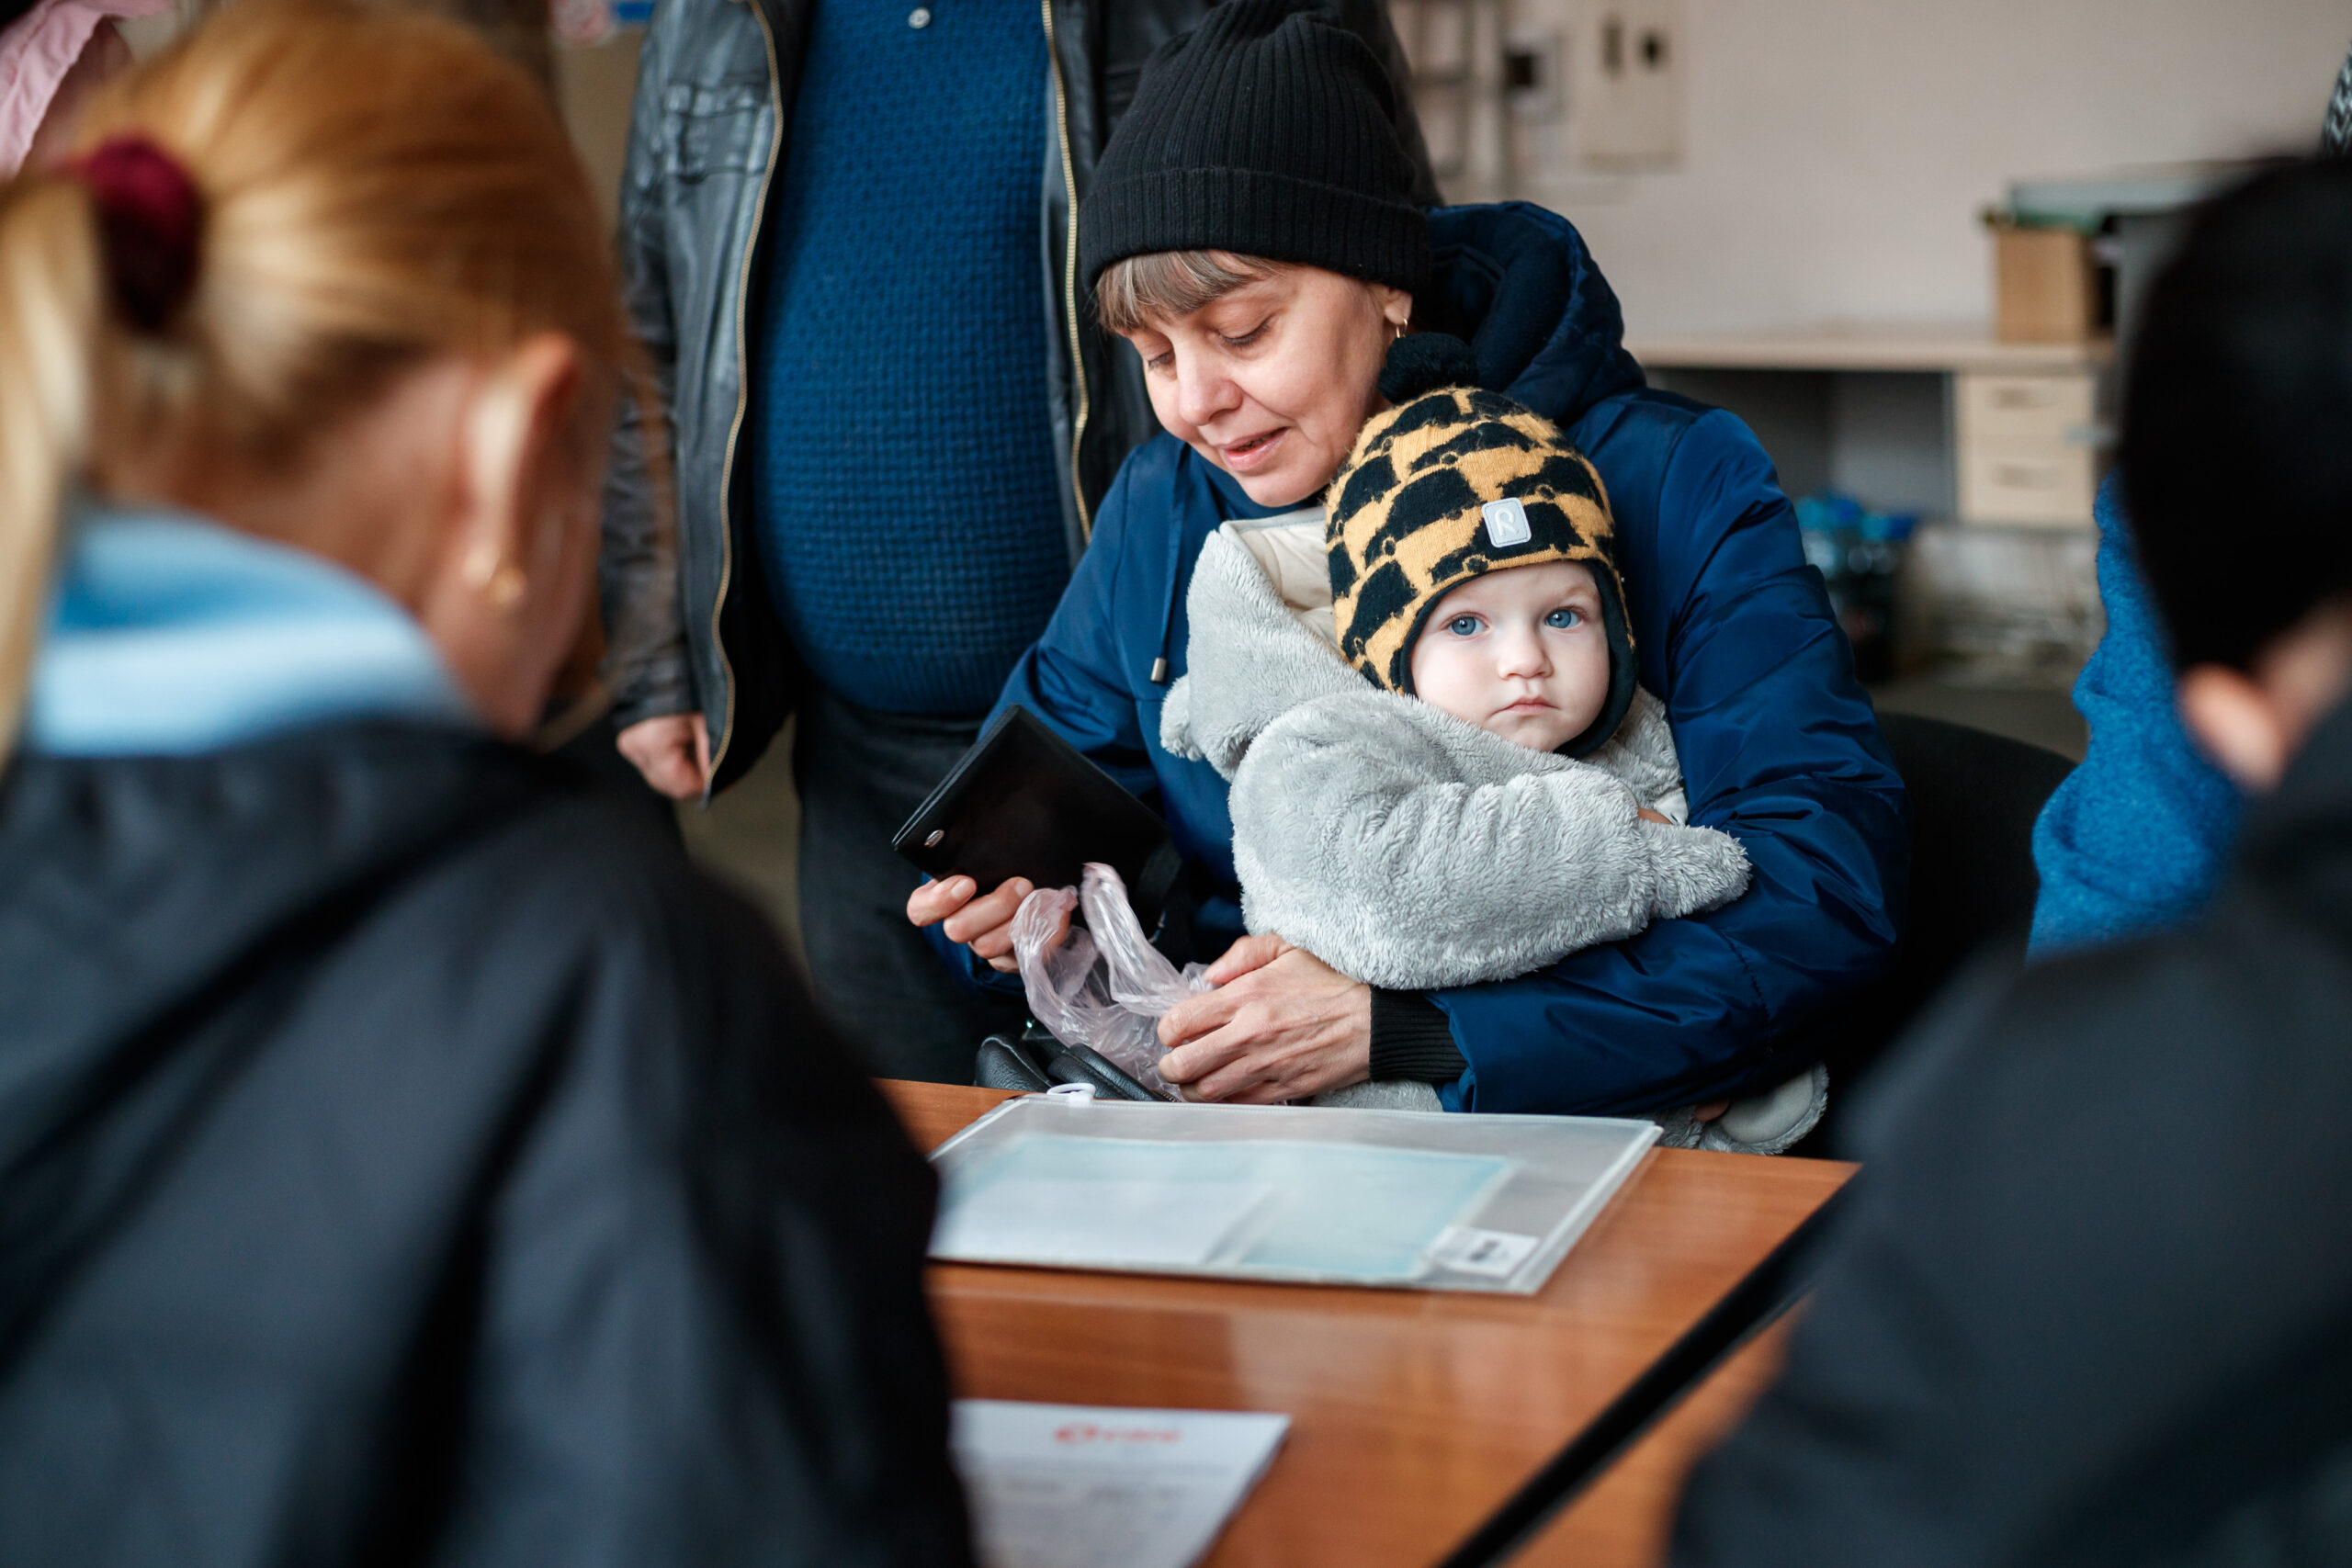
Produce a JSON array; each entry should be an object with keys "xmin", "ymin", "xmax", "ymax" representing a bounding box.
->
[
  {"xmin": 0, "ymin": 181, "xmax": 102, "ymax": 751},
  {"xmin": 0, "ymin": 0, "xmax": 629, "ymax": 760}
]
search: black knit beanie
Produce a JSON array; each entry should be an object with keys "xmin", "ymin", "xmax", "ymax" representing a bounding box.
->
[{"xmin": 1080, "ymin": 0, "xmax": 1429, "ymax": 294}]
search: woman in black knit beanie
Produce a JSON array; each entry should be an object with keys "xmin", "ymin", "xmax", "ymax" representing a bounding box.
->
[
  {"xmin": 1082, "ymin": 0, "xmax": 1427, "ymax": 511},
  {"xmin": 911, "ymin": 0, "xmax": 1908, "ymax": 1122}
]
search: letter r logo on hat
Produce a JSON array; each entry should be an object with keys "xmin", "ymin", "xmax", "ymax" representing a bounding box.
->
[{"xmin": 1482, "ymin": 497, "xmax": 1532, "ymax": 547}]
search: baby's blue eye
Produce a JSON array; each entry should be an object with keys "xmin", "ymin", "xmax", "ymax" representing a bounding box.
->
[
  {"xmin": 1445, "ymin": 615, "xmax": 1483, "ymax": 637},
  {"xmin": 1544, "ymin": 607, "xmax": 1584, "ymax": 630}
]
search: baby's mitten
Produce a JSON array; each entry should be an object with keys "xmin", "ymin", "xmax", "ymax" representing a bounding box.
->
[{"xmin": 1639, "ymin": 819, "xmax": 1751, "ymax": 922}]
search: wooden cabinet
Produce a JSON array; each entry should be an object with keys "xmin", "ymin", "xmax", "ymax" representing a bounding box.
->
[
  {"xmin": 1953, "ymin": 370, "xmax": 2100, "ymax": 526},
  {"xmin": 1627, "ymin": 326, "xmax": 2111, "ymax": 682},
  {"xmin": 1627, "ymin": 325, "xmax": 2109, "ymax": 530}
]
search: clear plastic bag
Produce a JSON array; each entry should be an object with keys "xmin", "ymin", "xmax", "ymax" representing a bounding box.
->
[{"xmin": 1010, "ymin": 863, "xmax": 1210, "ymax": 1100}]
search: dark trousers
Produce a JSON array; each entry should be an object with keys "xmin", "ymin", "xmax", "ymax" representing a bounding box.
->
[{"xmin": 794, "ymin": 688, "xmax": 1027, "ymax": 1083}]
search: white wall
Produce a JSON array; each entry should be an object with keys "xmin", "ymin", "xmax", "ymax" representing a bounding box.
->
[{"xmin": 1504, "ymin": 0, "xmax": 2352, "ymax": 335}]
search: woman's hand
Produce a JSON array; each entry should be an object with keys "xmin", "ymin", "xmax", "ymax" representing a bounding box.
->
[
  {"xmin": 616, "ymin": 713, "xmax": 709, "ymax": 800},
  {"xmin": 905, "ymin": 875, "xmax": 1065, "ymax": 973},
  {"xmin": 1156, "ymin": 934, "xmax": 1372, "ymax": 1103}
]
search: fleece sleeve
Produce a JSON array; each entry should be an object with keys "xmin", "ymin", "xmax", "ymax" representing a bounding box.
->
[
  {"xmin": 2027, "ymin": 478, "xmax": 2238, "ymax": 956},
  {"xmin": 1431, "ymin": 410, "xmax": 1907, "ymax": 1115}
]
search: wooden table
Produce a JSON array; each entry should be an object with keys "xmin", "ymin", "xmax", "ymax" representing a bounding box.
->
[
  {"xmin": 1514, "ymin": 1317, "xmax": 1794, "ymax": 1567},
  {"xmin": 882, "ymin": 1082, "xmax": 1850, "ymax": 1568}
]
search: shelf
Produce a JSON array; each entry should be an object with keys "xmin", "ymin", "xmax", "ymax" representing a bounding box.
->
[{"xmin": 1625, "ymin": 321, "xmax": 2113, "ymax": 375}]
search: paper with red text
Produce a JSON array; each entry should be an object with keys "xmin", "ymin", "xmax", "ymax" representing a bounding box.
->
[{"xmin": 951, "ymin": 1399, "xmax": 1290, "ymax": 1568}]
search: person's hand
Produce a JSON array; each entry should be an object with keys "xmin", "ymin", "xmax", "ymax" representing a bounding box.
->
[
  {"xmin": 616, "ymin": 713, "xmax": 709, "ymax": 799},
  {"xmin": 1156, "ymin": 936, "xmax": 1372, "ymax": 1103},
  {"xmin": 1637, "ymin": 807, "xmax": 1674, "ymax": 825},
  {"xmin": 905, "ymin": 875, "xmax": 1065, "ymax": 973}
]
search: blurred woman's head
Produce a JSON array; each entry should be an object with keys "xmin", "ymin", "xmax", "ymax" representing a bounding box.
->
[
  {"xmin": 1099, "ymin": 252, "xmax": 1411, "ymax": 507},
  {"xmin": 0, "ymin": 0, "xmax": 632, "ymax": 748},
  {"xmin": 2124, "ymin": 156, "xmax": 2352, "ymax": 789}
]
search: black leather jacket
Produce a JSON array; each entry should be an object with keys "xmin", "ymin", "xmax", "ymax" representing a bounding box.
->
[{"xmin": 598, "ymin": 0, "xmax": 1437, "ymax": 791}]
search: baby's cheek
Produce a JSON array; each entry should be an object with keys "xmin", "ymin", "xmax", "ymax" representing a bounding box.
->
[
  {"xmin": 1408, "ymin": 641, "xmax": 1484, "ymax": 726},
  {"xmin": 1560, "ymin": 638, "xmax": 1614, "ymax": 722}
]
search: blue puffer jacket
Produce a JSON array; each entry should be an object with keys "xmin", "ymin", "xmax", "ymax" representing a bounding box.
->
[{"xmin": 976, "ymin": 202, "xmax": 1907, "ymax": 1115}]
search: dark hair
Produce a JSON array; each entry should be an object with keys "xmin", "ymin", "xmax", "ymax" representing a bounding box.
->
[
  {"xmin": 1094, "ymin": 249, "xmax": 1272, "ymax": 335},
  {"xmin": 2125, "ymin": 158, "xmax": 2352, "ymax": 671}
]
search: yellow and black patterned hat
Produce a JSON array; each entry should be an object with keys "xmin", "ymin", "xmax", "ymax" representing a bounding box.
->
[{"xmin": 1327, "ymin": 333, "xmax": 1637, "ymax": 756}]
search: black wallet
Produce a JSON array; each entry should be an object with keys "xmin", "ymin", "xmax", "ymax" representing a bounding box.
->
[
  {"xmin": 973, "ymin": 1023, "xmax": 1160, "ymax": 1102},
  {"xmin": 892, "ymin": 705, "xmax": 1182, "ymax": 923}
]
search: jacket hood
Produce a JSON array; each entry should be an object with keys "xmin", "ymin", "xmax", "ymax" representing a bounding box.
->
[
  {"xmin": 1162, "ymin": 525, "xmax": 1367, "ymax": 779},
  {"xmin": 1423, "ymin": 202, "xmax": 1646, "ymax": 429}
]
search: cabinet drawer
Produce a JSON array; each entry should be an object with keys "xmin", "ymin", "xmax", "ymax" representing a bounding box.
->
[
  {"xmin": 1956, "ymin": 371, "xmax": 2097, "ymax": 449},
  {"xmin": 1958, "ymin": 448, "xmax": 2097, "ymax": 527}
]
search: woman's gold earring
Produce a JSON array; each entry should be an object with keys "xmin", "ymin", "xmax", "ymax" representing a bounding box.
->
[
  {"xmin": 485, "ymin": 566, "xmax": 527, "ymax": 611},
  {"xmin": 462, "ymin": 541, "xmax": 527, "ymax": 612}
]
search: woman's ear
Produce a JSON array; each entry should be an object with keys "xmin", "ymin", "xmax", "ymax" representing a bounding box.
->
[
  {"xmin": 424, "ymin": 334, "xmax": 590, "ymax": 738},
  {"xmin": 2178, "ymin": 665, "xmax": 2290, "ymax": 793},
  {"xmin": 2178, "ymin": 602, "xmax": 2352, "ymax": 793},
  {"xmin": 1375, "ymin": 283, "xmax": 1414, "ymax": 333},
  {"xmin": 454, "ymin": 334, "xmax": 584, "ymax": 595}
]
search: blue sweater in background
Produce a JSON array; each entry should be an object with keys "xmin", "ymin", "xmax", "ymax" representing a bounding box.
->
[
  {"xmin": 751, "ymin": 3, "xmax": 1068, "ymax": 716},
  {"xmin": 2029, "ymin": 477, "xmax": 2240, "ymax": 954}
]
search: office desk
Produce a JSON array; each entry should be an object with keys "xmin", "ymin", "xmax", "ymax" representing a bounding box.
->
[
  {"xmin": 1516, "ymin": 1317, "xmax": 1793, "ymax": 1566},
  {"xmin": 881, "ymin": 1081, "xmax": 1850, "ymax": 1568}
]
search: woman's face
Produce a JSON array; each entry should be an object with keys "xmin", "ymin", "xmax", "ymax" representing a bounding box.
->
[{"xmin": 1119, "ymin": 263, "xmax": 1413, "ymax": 508}]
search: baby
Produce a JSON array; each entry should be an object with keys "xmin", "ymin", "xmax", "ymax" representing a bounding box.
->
[{"xmin": 1163, "ymin": 333, "xmax": 1752, "ymax": 993}]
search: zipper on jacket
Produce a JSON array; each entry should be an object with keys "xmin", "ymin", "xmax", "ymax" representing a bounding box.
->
[
  {"xmin": 705, "ymin": 0, "xmax": 787, "ymax": 793},
  {"xmin": 1042, "ymin": 0, "xmax": 1092, "ymax": 543}
]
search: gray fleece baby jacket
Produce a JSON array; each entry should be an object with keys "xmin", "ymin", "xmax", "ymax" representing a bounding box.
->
[{"xmin": 1160, "ymin": 522, "xmax": 1753, "ymax": 990}]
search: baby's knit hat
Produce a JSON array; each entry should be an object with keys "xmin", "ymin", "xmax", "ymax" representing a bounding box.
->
[{"xmin": 1328, "ymin": 333, "xmax": 1637, "ymax": 756}]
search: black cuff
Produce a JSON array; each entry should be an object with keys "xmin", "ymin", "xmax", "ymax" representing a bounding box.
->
[
  {"xmin": 602, "ymin": 663, "xmax": 695, "ymax": 735},
  {"xmin": 1368, "ymin": 989, "xmax": 1467, "ymax": 1083}
]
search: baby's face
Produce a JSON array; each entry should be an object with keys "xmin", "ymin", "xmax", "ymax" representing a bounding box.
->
[{"xmin": 1408, "ymin": 561, "xmax": 1611, "ymax": 751}]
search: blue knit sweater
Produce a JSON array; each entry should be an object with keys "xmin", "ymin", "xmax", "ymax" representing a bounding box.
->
[
  {"xmin": 2029, "ymin": 477, "xmax": 2241, "ymax": 954},
  {"xmin": 751, "ymin": 2, "xmax": 1068, "ymax": 716}
]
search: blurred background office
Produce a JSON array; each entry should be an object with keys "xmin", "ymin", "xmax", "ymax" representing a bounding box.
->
[
  {"xmin": 522, "ymin": 0, "xmax": 2346, "ymax": 961},
  {"xmin": 97, "ymin": 0, "xmax": 2339, "ymax": 964}
]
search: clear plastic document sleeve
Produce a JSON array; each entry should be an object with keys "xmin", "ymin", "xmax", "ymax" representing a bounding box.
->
[{"xmin": 928, "ymin": 1096, "xmax": 1660, "ymax": 1294}]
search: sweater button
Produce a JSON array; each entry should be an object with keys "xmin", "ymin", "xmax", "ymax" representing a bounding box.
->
[{"xmin": 908, "ymin": 6, "xmax": 931, "ymax": 25}]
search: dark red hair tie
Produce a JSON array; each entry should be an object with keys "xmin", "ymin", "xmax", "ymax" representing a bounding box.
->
[{"xmin": 62, "ymin": 136, "xmax": 203, "ymax": 334}]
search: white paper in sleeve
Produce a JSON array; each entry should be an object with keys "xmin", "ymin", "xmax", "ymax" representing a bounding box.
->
[{"xmin": 953, "ymin": 1400, "xmax": 1290, "ymax": 1568}]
